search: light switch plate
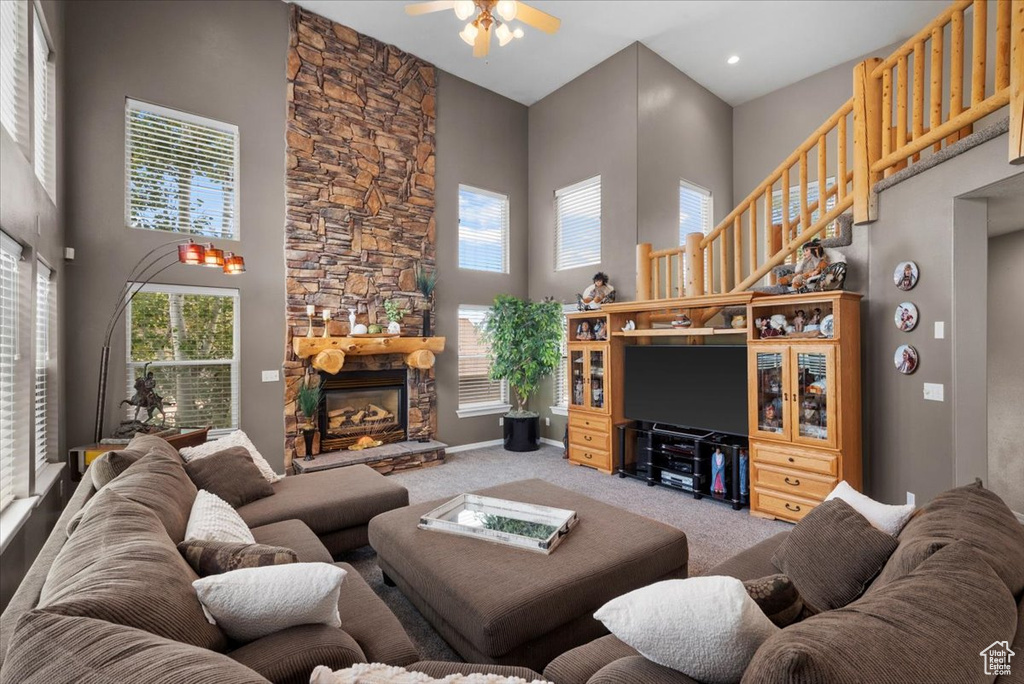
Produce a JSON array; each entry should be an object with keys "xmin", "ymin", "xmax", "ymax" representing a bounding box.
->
[
  {"xmin": 934, "ymin": 321, "xmax": 944, "ymax": 339},
  {"xmin": 261, "ymin": 370, "xmax": 280, "ymax": 383},
  {"xmin": 923, "ymin": 382, "xmax": 944, "ymax": 401}
]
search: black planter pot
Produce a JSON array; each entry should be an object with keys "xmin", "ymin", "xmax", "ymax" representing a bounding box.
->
[
  {"xmin": 302, "ymin": 428, "xmax": 316, "ymax": 461},
  {"xmin": 422, "ymin": 309, "xmax": 431, "ymax": 338},
  {"xmin": 503, "ymin": 414, "xmax": 540, "ymax": 452}
]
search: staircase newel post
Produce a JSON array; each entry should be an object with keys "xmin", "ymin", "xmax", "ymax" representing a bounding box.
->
[
  {"xmin": 636, "ymin": 243, "xmax": 652, "ymax": 301},
  {"xmin": 853, "ymin": 58, "xmax": 884, "ymax": 223},
  {"xmin": 1010, "ymin": 0, "xmax": 1023, "ymax": 164},
  {"xmin": 683, "ymin": 232, "xmax": 705, "ymax": 298}
]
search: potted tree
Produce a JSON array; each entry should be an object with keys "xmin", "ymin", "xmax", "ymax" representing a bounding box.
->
[
  {"xmin": 297, "ymin": 376, "xmax": 323, "ymax": 460},
  {"xmin": 482, "ymin": 295, "xmax": 563, "ymax": 452}
]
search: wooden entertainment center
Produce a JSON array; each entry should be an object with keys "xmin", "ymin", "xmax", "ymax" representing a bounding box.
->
[{"xmin": 566, "ymin": 290, "xmax": 862, "ymax": 523}]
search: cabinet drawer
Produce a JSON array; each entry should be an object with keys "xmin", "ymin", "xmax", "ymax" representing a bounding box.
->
[
  {"xmin": 569, "ymin": 413, "xmax": 611, "ymax": 434},
  {"xmin": 568, "ymin": 444, "xmax": 611, "ymax": 471},
  {"xmin": 753, "ymin": 464, "xmax": 836, "ymax": 501},
  {"xmin": 751, "ymin": 441, "xmax": 838, "ymax": 477},
  {"xmin": 751, "ymin": 487, "xmax": 819, "ymax": 523},
  {"xmin": 569, "ymin": 427, "xmax": 610, "ymax": 452}
]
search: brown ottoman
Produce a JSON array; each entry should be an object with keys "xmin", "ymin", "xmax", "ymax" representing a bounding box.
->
[{"xmin": 368, "ymin": 479, "xmax": 688, "ymax": 672}]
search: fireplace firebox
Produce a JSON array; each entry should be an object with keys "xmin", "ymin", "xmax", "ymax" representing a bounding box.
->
[{"xmin": 318, "ymin": 369, "xmax": 408, "ymax": 452}]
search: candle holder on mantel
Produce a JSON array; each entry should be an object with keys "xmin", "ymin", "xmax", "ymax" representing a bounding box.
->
[
  {"xmin": 322, "ymin": 310, "xmax": 332, "ymax": 338},
  {"xmin": 306, "ymin": 305, "xmax": 316, "ymax": 338}
]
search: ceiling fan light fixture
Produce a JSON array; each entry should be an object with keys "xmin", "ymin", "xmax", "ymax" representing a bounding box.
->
[
  {"xmin": 496, "ymin": 22, "xmax": 513, "ymax": 46},
  {"xmin": 496, "ymin": 0, "xmax": 517, "ymax": 22},
  {"xmin": 459, "ymin": 21, "xmax": 479, "ymax": 46},
  {"xmin": 727, "ymin": 55, "xmax": 740, "ymax": 65},
  {"xmin": 454, "ymin": 0, "xmax": 475, "ymax": 21},
  {"xmin": 512, "ymin": 26, "xmax": 524, "ymax": 39}
]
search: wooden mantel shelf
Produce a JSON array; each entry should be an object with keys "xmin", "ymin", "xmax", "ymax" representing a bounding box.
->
[{"xmin": 293, "ymin": 336, "xmax": 446, "ymax": 373}]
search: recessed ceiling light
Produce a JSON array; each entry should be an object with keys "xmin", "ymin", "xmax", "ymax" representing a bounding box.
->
[{"xmin": 727, "ymin": 55, "xmax": 740, "ymax": 65}]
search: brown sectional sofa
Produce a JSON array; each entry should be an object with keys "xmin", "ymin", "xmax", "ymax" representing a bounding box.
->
[{"xmin": 543, "ymin": 482, "xmax": 1024, "ymax": 684}]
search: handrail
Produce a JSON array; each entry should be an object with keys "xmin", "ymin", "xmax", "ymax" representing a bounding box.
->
[{"xmin": 871, "ymin": 0, "xmax": 973, "ymax": 77}]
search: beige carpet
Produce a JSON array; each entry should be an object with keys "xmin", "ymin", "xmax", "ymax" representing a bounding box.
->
[{"xmin": 340, "ymin": 443, "xmax": 789, "ymax": 662}]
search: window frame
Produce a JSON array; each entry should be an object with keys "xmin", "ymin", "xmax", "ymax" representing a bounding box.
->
[
  {"xmin": 0, "ymin": 231, "xmax": 24, "ymax": 513},
  {"xmin": 124, "ymin": 98, "xmax": 241, "ymax": 241},
  {"xmin": 458, "ymin": 184, "xmax": 510, "ymax": 274},
  {"xmin": 678, "ymin": 179, "xmax": 714, "ymax": 244},
  {"xmin": 550, "ymin": 311, "xmax": 570, "ymax": 416},
  {"xmin": 32, "ymin": 5, "xmax": 55, "ymax": 203},
  {"xmin": 0, "ymin": 0, "xmax": 29, "ymax": 148},
  {"xmin": 456, "ymin": 304, "xmax": 510, "ymax": 418},
  {"xmin": 34, "ymin": 260, "xmax": 52, "ymax": 474},
  {"xmin": 555, "ymin": 175, "xmax": 602, "ymax": 272},
  {"xmin": 124, "ymin": 283, "xmax": 241, "ymax": 435}
]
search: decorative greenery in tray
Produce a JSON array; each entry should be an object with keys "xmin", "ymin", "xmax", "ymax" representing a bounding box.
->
[
  {"xmin": 481, "ymin": 514, "xmax": 558, "ymax": 540},
  {"xmin": 297, "ymin": 377, "xmax": 323, "ymax": 428}
]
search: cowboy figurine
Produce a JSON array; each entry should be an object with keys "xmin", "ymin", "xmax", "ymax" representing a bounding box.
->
[
  {"xmin": 778, "ymin": 238, "xmax": 830, "ymax": 291},
  {"xmin": 577, "ymin": 272, "xmax": 616, "ymax": 311}
]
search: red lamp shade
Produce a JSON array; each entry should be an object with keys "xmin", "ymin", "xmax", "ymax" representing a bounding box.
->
[
  {"xmin": 223, "ymin": 253, "xmax": 246, "ymax": 275},
  {"xmin": 203, "ymin": 244, "xmax": 225, "ymax": 268},
  {"xmin": 177, "ymin": 241, "xmax": 206, "ymax": 265}
]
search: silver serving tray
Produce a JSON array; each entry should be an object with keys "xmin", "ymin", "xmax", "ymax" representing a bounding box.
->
[{"xmin": 418, "ymin": 494, "xmax": 579, "ymax": 554}]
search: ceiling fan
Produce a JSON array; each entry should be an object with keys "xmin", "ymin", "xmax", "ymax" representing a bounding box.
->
[{"xmin": 405, "ymin": 1, "xmax": 560, "ymax": 58}]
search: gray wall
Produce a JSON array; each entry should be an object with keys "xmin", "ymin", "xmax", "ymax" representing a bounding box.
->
[
  {"xmin": 0, "ymin": 0, "xmax": 69, "ymax": 612},
  {"xmin": 63, "ymin": 0, "xmax": 290, "ymax": 469},
  {"xmin": 864, "ymin": 137, "xmax": 1021, "ymax": 505},
  {"xmin": 434, "ymin": 72, "xmax": 529, "ymax": 447},
  {"xmin": 987, "ymin": 229, "xmax": 1024, "ymax": 513}
]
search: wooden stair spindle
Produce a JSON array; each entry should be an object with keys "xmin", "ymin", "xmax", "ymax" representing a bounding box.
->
[
  {"xmin": 837, "ymin": 114, "xmax": 847, "ymax": 201},
  {"xmin": 896, "ymin": 54, "xmax": 909, "ymax": 171},
  {"xmin": 817, "ymin": 135, "xmax": 827, "ymax": 238},
  {"xmin": 950, "ymin": 8, "xmax": 966, "ymax": 144},
  {"xmin": 733, "ymin": 215, "xmax": 742, "ymax": 287},
  {"xmin": 931, "ymin": 26, "xmax": 944, "ymax": 152},
  {"xmin": 882, "ymin": 66, "xmax": 893, "ymax": 177},
  {"xmin": 996, "ymin": 0, "xmax": 1011, "ymax": 91},
  {"xmin": 1011, "ymin": 0, "xmax": 1023, "ymax": 164},
  {"xmin": 913, "ymin": 41, "xmax": 925, "ymax": 162}
]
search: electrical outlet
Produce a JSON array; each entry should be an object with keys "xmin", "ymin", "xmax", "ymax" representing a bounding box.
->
[
  {"xmin": 923, "ymin": 382, "xmax": 944, "ymax": 401},
  {"xmin": 906, "ymin": 491, "xmax": 915, "ymax": 507},
  {"xmin": 498, "ymin": 417, "xmax": 504, "ymax": 426},
  {"xmin": 545, "ymin": 417, "xmax": 551, "ymax": 426},
  {"xmin": 261, "ymin": 370, "xmax": 280, "ymax": 383},
  {"xmin": 934, "ymin": 321, "xmax": 945, "ymax": 339}
]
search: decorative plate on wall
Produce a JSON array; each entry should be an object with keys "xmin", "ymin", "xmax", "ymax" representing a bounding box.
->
[
  {"xmin": 894, "ymin": 302, "xmax": 918, "ymax": 332},
  {"xmin": 893, "ymin": 261, "xmax": 919, "ymax": 291},
  {"xmin": 894, "ymin": 344, "xmax": 919, "ymax": 374}
]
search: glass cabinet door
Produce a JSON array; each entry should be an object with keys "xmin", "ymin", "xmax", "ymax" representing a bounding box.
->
[
  {"xmin": 751, "ymin": 347, "xmax": 790, "ymax": 440},
  {"xmin": 793, "ymin": 346, "xmax": 836, "ymax": 448},
  {"xmin": 589, "ymin": 347, "xmax": 606, "ymax": 412},
  {"xmin": 570, "ymin": 349, "xmax": 586, "ymax": 409}
]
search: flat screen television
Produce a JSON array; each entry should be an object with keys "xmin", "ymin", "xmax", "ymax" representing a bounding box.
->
[{"xmin": 624, "ymin": 345, "xmax": 748, "ymax": 436}]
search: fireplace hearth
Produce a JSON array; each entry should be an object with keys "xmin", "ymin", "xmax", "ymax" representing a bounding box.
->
[{"xmin": 318, "ymin": 369, "xmax": 408, "ymax": 452}]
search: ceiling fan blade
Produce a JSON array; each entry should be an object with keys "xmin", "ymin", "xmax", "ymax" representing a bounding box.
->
[
  {"xmin": 514, "ymin": 2, "xmax": 560, "ymax": 34},
  {"xmin": 473, "ymin": 22, "xmax": 492, "ymax": 57},
  {"xmin": 404, "ymin": 1, "xmax": 456, "ymax": 16}
]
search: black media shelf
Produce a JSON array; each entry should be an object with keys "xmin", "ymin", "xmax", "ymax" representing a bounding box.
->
[{"xmin": 616, "ymin": 421, "xmax": 750, "ymax": 510}]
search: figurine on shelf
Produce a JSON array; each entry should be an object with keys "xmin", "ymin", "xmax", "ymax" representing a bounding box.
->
[
  {"xmin": 758, "ymin": 317, "xmax": 783, "ymax": 338},
  {"xmin": 577, "ymin": 272, "xmax": 616, "ymax": 311},
  {"xmin": 792, "ymin": 309, "xmax": 806, "ymax": 333},
  {"xmin": 805, "ymin": 307, "xmax": 822, "ymax": 332},
  {"xmin": 576, "ymin": 320, "xmax": 594, "ymax": 340},
  {"xmin": 739, "ymin": 449, "xmax": 749, "ymax": 497},
  {"xmin": 593, "ymin": 319, "xmax": 607, "ymax": 340},
  {"xmin": 711, "ymin": 447, "xmax": 727, "ymax": 495},
  {"xmin": 778, "ymin": 238, "xmax": 830, "ymax": 292},
  {"xmin": 801, "ymin": 396, "xmax": 821, "ymax": 427},
  {"xmin": 760, "ymin": 400, "xmax": 782, "ymax": 433}
]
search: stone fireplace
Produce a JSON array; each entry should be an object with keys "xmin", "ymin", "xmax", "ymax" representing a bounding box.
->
[
  {"xmin": 283, "ymin": 7, "xmax": 437, "ymax": 469},
  {"xmin": 318, "ymin": 368, "xmax": 407, "ymax": 451}
]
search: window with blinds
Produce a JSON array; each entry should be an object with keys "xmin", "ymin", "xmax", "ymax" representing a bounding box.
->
[
  {"xmin": 555, "ymin": 176, "xmax": 601, "ymax": 271},
  {"xmin": 459, "ymin": 185, "xmax": 509, "ymax": 273},
  {"xmin": 771, "ymin": 178, "xmax": 838, "ymax": 238},
  {"xmin": 457, "ymin": 305, "xmax": 508, "ymax": 411},
  {"xmin": 126, "ymin": 285, "xmax": 239, "ymax": 432},
  {"xmin": 125, "ymin": 99, "xmax": 240, "ymax": 239},
  {"xmin": 1, "ymin": 232, "xmax": 23, "ymax": 512},
  {"xmin": 34, "ymin": 263, "xmax": 51, "ymax": 473},
  {"xmin": 679, "ymin": 180, "xmax": 713, "ymax": 243},
  {"xmin": 0, "ymin": 0, "xmax": 28, "ymax": 145},
  {"xmin": 32, "ymin": 10, "xmax": 55, "ymax": 203},
  {"xmin": 554, "ymin": 315, "xmax": 568, "ymax": 407}
]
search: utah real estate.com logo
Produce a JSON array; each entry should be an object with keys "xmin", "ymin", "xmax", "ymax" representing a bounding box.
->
[{"xmin": 980, "ymin": 641, "xmax": 1014, "ymax": 676}]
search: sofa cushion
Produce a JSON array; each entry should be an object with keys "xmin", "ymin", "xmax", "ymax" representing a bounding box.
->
[
  {"xmin": 184, "ymin": 446, "xmax": 275, "ymax": 509},
  {"xmin": 38, "ymin": 488, "xmax": 227, "ymax": 652},
  {"xmin": 871, "ymin": 482, "xmax": 1024, "ymax": 597},
  {"xmin": 743, "ymin": 574, "xmax": 806, "ymax": 628},
  {"xmin": 104, "ymin": 448, "xmax": 197, "ymax": 543},
  {"xmin": 543, "ymin": 634, "xmax": 640, "ymax": 684},
  {"xmin": 237, "ymin": 464, "xmax": 408, "ymax": 535},
  {"xmin": 589, "ymin": 656, "xmax": 701, "ymax": 684},
  {"xmin": 743, "ymin": 542, "xmax": 1017, "ymax": 684},
  {"xmin": 0, "ymin": 610, "xmax": 268, "ymax": 684},
  {"xmin": 90, "ymin": 448, "xmax": 145, "ymax": 489},
  {"xmin": 180, "ymin": 430, "xmax": 283, "ymax": 483},
  {"xmin": 128, "ymin": 432, "xmax": 184, "ymax": 463},
  {"xmin": 185, "ymin": 490, "xmax": 256, "ymax": 544},
  {"xmin": 771, "ymin": 499, "xmax": 897, "ymax": 611},
  {"xmin": 251, "ymin": 519, "xmax": 334, "ymax": 563},
  {"xmin": 409, "ymin": 662, "xmax": 546, "ymax": 680},
  {"xmin": 177, "ymin": 539, "xmax": 298, "ymax": 576},
  {"xmin": 227, "ymin": 624, "xmax": 367, "ymax": 684},
  {"xmin": 703, "ymin": 532, "xmax": 788, "ymax": 581},
  {"xmin": 333, "ymin": 561, "xmax": 419, "ymax": 667}
]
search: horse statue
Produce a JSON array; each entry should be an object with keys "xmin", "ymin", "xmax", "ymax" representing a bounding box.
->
[{"xmin": 120, "ymin": 363, "xmax": 166, "ymax": 425}]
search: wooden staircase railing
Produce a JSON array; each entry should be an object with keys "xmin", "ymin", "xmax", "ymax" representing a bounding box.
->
[{"xmin": 636, "ymin": 0, "xmax": 1023, "ymax": 304}]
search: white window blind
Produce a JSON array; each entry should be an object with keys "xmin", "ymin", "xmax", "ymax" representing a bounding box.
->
[
  {"xmin": 457, "ymin": 305, "xmax": 507, "ymax": 410},
  {"xmin": 679, "ymin": 180, "xmax": 713, "ymax": 243},
  {"xmin": 555, "ymin": 176, "xmax": 601, "ymax": 271},
  {"xmin": 0, "ymin": 0, "xmax": 28, "ymax": 145},
  {"xmin": 125, "ymin": 99, "xmax": 240, "ymax": 239},
  {"xmin": 771, "ymin": 178, "xmax": 837, "ymax": 237},
  {"xmin": 1, "ymin": 232, "xmax": 23, "ymax": 512},
  {"xmin": 32, "ymin": 10, "xmax": 55, "ymax": 203},
  {"xmin": 555, "ymin": 315, "xmax": 568, "ymax": 407},
  {"xmin": 126, "ymin": 285, "xmax": 239, "ymax": 432},
  {"xmin": 458, "ymin": 185, "xmax": 509, "ymax": 273},
  {"xmin": 34, "ymin": 262, "xmax": 51, "ymax": 472}
]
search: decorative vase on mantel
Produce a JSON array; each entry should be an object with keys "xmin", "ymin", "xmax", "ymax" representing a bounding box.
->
[
  {"xmin": 387, "ymin": 320, "xmax": 401, "ymax": 335},
  {"xmin": 301, "ymin": 424, "xmax": 316, "ymax": 461},
  {"xmin": 421, "ymin": 307, "xmax": 431, "ymax": 338}
]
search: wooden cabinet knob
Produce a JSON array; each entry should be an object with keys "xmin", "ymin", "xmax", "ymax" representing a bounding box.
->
[
  {"xmin": 785, "ymin": 503, "xmax": 802, "ymax": 512},
  {"xmin": 788, "ymin": 457, "xmax": 795, "ymax": 463},
  {"xmin": 584, "ymin": 435, "xmax": 592, "ymax": 442},
  {"xmin": 585, "ymin": 453, "xmax": 592, "ymax": 459}
]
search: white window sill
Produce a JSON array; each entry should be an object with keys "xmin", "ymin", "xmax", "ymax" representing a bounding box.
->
[
  {"xmin": 456, "ymin": 403, "xmax": 512, "ymax": 419},
  {"xmin": 0, "ymin": 462, "xmax": 66, "ymax": 556},
  {"xmin": 549, "ymin": 405, "xmax": 569, "ymax": 417}
]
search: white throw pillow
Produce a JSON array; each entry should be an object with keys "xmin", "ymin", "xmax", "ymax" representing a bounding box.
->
[
  {"xmin": 825, "ymin": 480, "xmax": 915, "ymax": 536},
  {"xmin": 594, "ymin": 576, "xmax": 778, "ymax": 684},
  {"xmin": 185, "ymin": 490, "xmax": 256, "ymax": 544},
  {"xmin": 310, "ymin": 663, "xmax": 552, "ymax": 684},
  {"xmin": 180, "ymin": 430, "xmax": 284, "ymax": 483},
  {"xmin": 193, "ymin": 563, "xmax": 345, "ymax": 642}
]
